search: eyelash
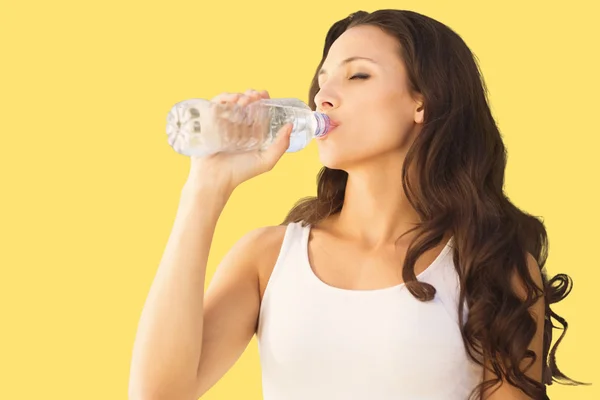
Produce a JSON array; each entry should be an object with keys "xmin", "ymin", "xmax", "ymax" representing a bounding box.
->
[
  {"xmin": 317, "ymin": 74, "xmax": 370, "ymax": 90},
  {"xmin": 349, "ymin": 74, "xmax": 370, "ymax": 80}
]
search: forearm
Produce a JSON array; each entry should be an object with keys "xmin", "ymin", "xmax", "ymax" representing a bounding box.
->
[{"xmin": 129, "ymin": 182, "xmax": 232, "ymax": 399}]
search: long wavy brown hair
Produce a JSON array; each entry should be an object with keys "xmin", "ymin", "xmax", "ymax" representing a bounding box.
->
[{"xmin": 280, "ymin": 9, "xmax": 588, "ymax": 400}]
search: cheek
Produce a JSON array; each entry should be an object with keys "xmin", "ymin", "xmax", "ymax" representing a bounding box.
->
[
  {"xmin": 368, "ymin": 90, "xmax": 416, "ymax": 146},
  {"xmin": 315, "ymin": 90, "xmax": 414, "ymax": 168},
  {"xmin": 372, "ymin": 107, "xmax": 414, "ymax": 148},
  {"xmin": 315, "ymin": 121, "xmax": 403, "ymax": 169},
  {"xmin": 350, "ymin": 99, "xmax": 412, "ymax": 150}
]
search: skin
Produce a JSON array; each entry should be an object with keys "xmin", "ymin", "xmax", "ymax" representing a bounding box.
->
[
  {"xmin": 314, "ymin": 25, "xmax": 426, "ymax": 250},
  {"xmin": 312, "ymin": 24, "xmax": 544, "ymax": 399},
  {"xmin": 312, "ymin": 25, "xmax": 544, "ymax": 398},
  {"xmin": 129, "ymin": 24, "xmax": 545, "ymax": 400}
]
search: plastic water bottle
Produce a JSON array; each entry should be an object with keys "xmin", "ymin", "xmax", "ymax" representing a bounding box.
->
[{"xmin": 166, "ymin": 98, "xmax": 332, "ymax": 157}]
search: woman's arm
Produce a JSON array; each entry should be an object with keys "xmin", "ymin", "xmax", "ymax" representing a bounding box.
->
[
  {"xmin": 128, "ymin": 183, "xmax": 232, "ymax": 400},
  {"xmin": 482, "ymin": 253, "xmax": 545, "ymax": 400}
]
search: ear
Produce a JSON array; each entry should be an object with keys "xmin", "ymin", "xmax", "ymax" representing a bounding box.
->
[{"xmin": 414, "ymin": 100, "xmax": 424, "ymax": 124}]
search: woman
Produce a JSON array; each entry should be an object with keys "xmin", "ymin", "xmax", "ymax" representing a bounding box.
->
[{"xmin": 129, "ymin": 9, "xmax": 585, "ymax": 400}]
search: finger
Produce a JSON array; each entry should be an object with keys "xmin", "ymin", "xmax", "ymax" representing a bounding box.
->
[
  {"xmin": 240, "ymin": 89, "xmax": 263, "ymax": 106},
  {"xmin": 210, "ymin": 96, "xmax": 242, "ymax": 150},
  {"xmin": 237, "ymin": 94, "xmax": 253, "ymax": 107},
  {"xmin": 211, "ymin": 92, "xmax": 241, "ymax": 104},
  {"xmin": 238, "ymin": 90, "xmax": 264, "ymax": 147},
  {"xmin": 244, "ymin": 88, "xmax": 261, "ymax": 98}
]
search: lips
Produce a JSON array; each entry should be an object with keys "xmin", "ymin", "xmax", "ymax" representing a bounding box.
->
[
  {"xmin": 314, "ymin": 112, "xmax": 341, "ymax": 139},
  {"xmin": 327, "ymin": 116, "xmax": 341, "ymax": 127},
  {"xmin": 316, "ymin": 120, "xmax": 339, "ymax": 140},
  {"xmin": 326, "ymin": 117, "xmax": 341, "ymax": 133}
]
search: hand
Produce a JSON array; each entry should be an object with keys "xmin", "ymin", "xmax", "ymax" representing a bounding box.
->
[{"xmin": 185, "ymin": 89, "xmax": 293, "ymax": 193}]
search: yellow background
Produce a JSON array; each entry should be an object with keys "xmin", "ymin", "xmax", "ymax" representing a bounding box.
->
[{"xmin": 1, "ymin": 0, "xmax": 598, "ymax": 399}]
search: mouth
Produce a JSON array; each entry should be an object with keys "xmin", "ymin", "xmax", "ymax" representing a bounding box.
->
[
  {"xmin": 317, "ymin": 118, "xmax": 340, "ymax": 139},
  {"xmin": 316, "ymin": 123, "xmax": 338, "ymax": 140}
]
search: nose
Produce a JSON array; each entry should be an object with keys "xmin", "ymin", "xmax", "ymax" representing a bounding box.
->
[{"xmin": 314, "ymin": 86, "xmax": 340, "ymax": 113}]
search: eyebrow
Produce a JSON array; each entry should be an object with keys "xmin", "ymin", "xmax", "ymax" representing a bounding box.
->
[{"xmin": 318, "ymin": 56, "xmax": 377, "ymax": 76}]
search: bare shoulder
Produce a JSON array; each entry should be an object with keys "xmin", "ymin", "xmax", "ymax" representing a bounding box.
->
[
  {"xmin": 234, "ymin": 224, "xmax": 288, "ymax": 258},
  {"xmin": 196, "ymin": 224, "xmax": 290, "ymax": 398},
  {"xmin": 209, "ymin": 224, "xmax": 289, "ymax": 290},
  {"xmin": 243, "ymin": 224, "xmax": 289, "ymax": 300},
  {"xmin": 224, "ymin": 224, "xmax": 286, "ymax": 257},
  {"xmin": 244, "ymin": 224, "xmax": 288, "ymax": 246}
]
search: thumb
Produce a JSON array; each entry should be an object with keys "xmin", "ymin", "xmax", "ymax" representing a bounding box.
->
[{"xmin": 261, "ymin": 123, "xmax": 294, "ymax": 168}]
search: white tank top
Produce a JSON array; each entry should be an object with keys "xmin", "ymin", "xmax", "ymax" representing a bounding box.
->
[{"xmin": 256, "ymin": 222, "xmax": 483, "ymax": 400}]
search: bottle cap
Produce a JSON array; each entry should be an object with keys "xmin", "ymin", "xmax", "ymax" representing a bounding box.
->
[{"xmin": 313, "ymin": 112, "xmax": 331, "ymax": 137}]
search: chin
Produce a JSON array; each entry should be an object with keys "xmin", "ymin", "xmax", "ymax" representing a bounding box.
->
[
  {"xmin": 315, "ymin": 129, "xmax": 399, "ymax": 170},
  {"xmin": 316, "ymin": 143, "xmax": 346, "ymax": 169},
  {"xmin": 317, "ymin": 148, "xmax": 363, "ymax": 171}
]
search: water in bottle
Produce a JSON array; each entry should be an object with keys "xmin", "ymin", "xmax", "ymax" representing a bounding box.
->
[{"xmin": 166, "ymin": 98, "xmax": 333, "ymax": 157}]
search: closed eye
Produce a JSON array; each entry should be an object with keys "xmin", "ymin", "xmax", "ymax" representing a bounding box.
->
[{"xmin": 316, "ymin": 74, "xmax": 370, "ymax": 90}]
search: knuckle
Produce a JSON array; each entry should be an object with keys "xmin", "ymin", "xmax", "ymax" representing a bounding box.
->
[{"xmin": 211, "ymin": 92, "xmax": 238, "ymax": 103}]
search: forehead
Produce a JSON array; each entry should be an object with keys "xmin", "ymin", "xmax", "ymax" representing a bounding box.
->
[{"xmin": 326, "ymin": 24, "xmax": 400, "ymax": 62}]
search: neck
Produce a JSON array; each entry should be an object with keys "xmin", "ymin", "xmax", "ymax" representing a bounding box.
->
[{"xmin": 332, "ymin": 154, "xmax": 421, "ymax": 251}]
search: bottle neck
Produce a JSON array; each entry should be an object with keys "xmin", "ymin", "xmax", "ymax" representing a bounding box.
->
[{"xmin": 313, "ymin": 112, "xmax": 331, "ymax": 137}]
